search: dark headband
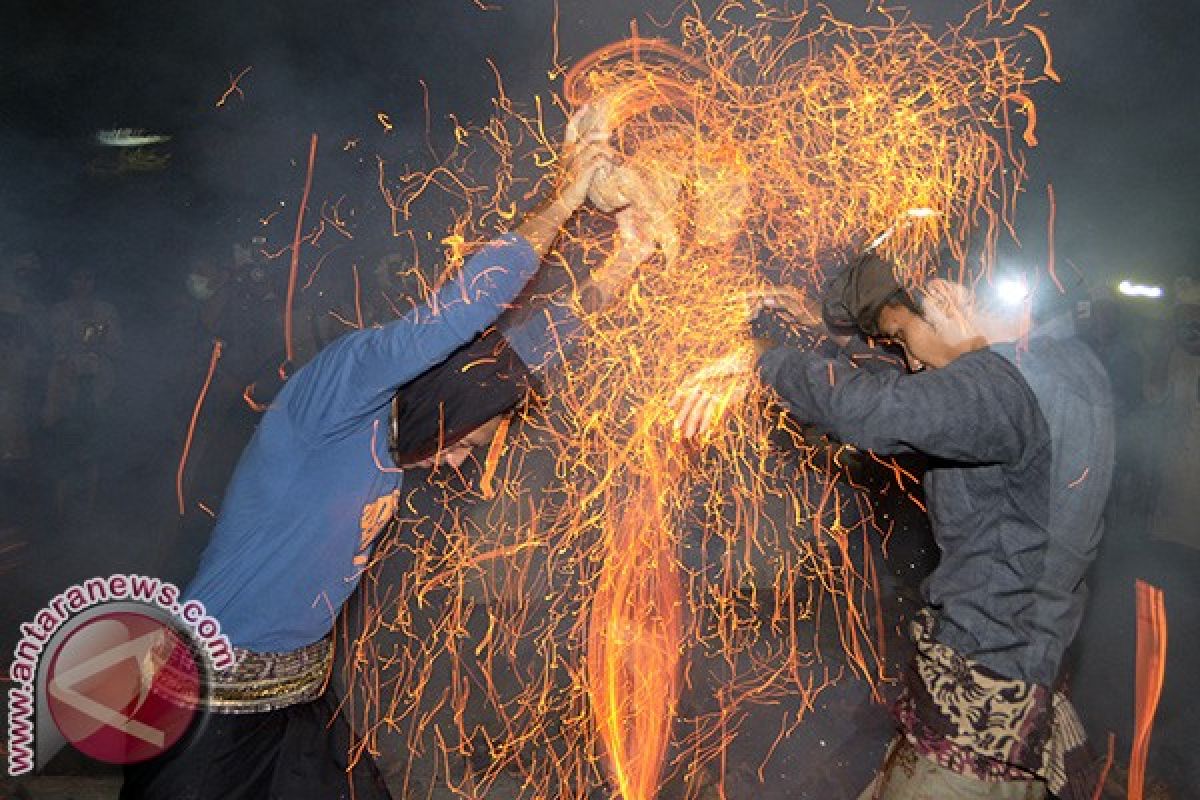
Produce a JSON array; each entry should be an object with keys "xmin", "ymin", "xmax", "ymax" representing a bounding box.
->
[
  {"xmin": 389, "ymin": 328, "xmax": 533, "ymax": 466},
  {"xmin": 821, "ymin": 250, "xmax": 915, "ymax": 336}
]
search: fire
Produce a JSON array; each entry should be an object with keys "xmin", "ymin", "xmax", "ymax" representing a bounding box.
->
[{"xmin": 340, "ymin": 4, "xmax": 1053, "ymax": 799}]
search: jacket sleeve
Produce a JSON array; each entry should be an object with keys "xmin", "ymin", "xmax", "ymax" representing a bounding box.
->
[
  {"xmin": 756, "ymin": 345, "xmax": 1039, "ymax": 464},
  {"xmin": 284, "ymin": 233, "xmax": 539, "ymax": 433}
]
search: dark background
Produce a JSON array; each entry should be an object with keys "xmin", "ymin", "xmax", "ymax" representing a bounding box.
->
[{"xmin": 1, "ymin": 1, "xmax": 1195, "ymax": 289}]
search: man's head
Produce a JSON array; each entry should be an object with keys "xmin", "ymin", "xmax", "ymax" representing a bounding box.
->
[
  {"xmin": 875, "ymin": 279, "xmax": 989, "ymax": 370},
  {"xmin": 400, "ymin": 413, "xmax": 507, "ymax": 471},
  {"xmin": 389, "ymin": 328, "xmax": 533, "ymax": 471},
  {"xmin": 824, "ymin": 250, "xmax": 1001, "ymax": 371}
]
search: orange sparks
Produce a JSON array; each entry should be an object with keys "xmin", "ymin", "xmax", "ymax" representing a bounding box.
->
[
  {"xmin": 336, "ymin": 7, "xmax": 1053, "ymax": 800},
  {"xmin": 352, "ymin": 263, "xmax": 364, "ymax": 329},
  {"xmin": 547, "ymin": 0, "xmax": 565, "ymax": 80},
  {"xmin": 1024, "ymin": 25, "xmax": 1061, "ymax": 83},
  {"xmin": 215, "ymin": 65, "xmax": 252, "ymax": 108},
  {"xmin": 242, "ymin": 383, "xmax": 268, "ymax": 413},
  {"xmin": 1047, "ymin": 182, "xmax": 1064, "ymax": 293},
  {"xmin": 177, "ymin": 340, "xmax": 223, "ymax": 515},
  {"xmin": 478, "ymin": 414, "xmax": 512, "ymax": 500},
  {"xmin": 377, "ymin": 112, "xmax": 394, "ymax": 133},
  {"xmin": 1010, "ymin": 90, "xmax": 1040, "ymax": 147},
  {"xmin": 1091, "ymin": 731, "xmax": 1115, "ymax": 800},
  {"xmin": 284, "ymin": 133, "xmax": 319, "ymax": 366},
  {"xmin": 1129, "ymin": 580, "xmax": 1167, "ymax": 800}
]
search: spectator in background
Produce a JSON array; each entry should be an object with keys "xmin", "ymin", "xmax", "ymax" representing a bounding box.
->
[
  {"xmin": 1076, "ymin": 296, "xmax": 1146, "ymax": 507},
  {"xmin": 1147, "ymin": 277, "xmax": 1200, "ymax": 554},
  {"xmin": 179, "ymin": 244, "xmax": 288, "ymax": 515},
  {"xmin": 43, "ymin": 267, "xmax": 122, "ymax": 520},
  {"xmin": 0, "ymin": 251, "xmax": 46, "ymax": 554}
]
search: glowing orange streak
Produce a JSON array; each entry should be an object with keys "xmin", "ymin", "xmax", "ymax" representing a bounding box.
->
[
  {"xmin": 1009, "ymin": 91, "xmax": 1039, "ymax": 147},
  {"xmin": 547, "ymin": 0, "xmax": 565, "ymax": 80},
  {"xmin": 352, "ymin": 263, "xmax": 364, "ymax": 329},
  {"xmin": 587, "ymin": 461, "xmax": 684, "ymax": 800},
  {"xmin": 1091, "ymin": 731, "xmax": 1114, "ymax": 800},
  {"xmin": 419, "ymin": 78, "xmax": 436, "ymax": 161},
  {"xmin": 176, "ymin": 340, "xmax": 222, "ymax": 515},
  {"xmin": 1024, "ymin": 25, "xmax": 1060, "ymax": 83},
  {"xmin": 215, "ymin": 65, "xmax": 252, "ymax": 108},
  {"xmin": 1045, "ymin": 182, "xmax": 1064, "ymax": 294},
  {"xmin": 284, "ymin": 133, "xmax": 318, "ymax": 366},
  {"xmin": 242, "ymin": 383, "xmax": 267, "ymax": 412},
  {"xmin": 479, "ymin": 415, "xmax": 512, "ymax": 500},
  {"xmin": 1128, "ymin": 579, "xmax": 1167, "ymax": 800}
]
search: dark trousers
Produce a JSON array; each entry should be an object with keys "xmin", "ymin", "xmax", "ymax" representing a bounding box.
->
[{"xmin": 120, "ymin": 689, "xmax": 391, "ymax": 800}]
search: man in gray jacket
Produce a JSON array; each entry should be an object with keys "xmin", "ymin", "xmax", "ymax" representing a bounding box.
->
[{"xmin": 673, "ymin": 253, "xmax": 1114, "ymax": 799}]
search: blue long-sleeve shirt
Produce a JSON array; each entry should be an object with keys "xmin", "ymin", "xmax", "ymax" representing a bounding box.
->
[
  {"xmin": 758, "ymin": 335, "xmax": 1113, "ymax": 685},
  {"xmin": 186, "ymin": 233, "xmax": 569, "ymax": 652}
]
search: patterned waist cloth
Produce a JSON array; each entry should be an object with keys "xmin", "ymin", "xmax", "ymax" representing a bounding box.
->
[
  {"xmin": 207, "ymin": 636, "xmax": 335, "ymax": 714},
  {"xmin": 149, "ymin": 633, "xmax": 335, "ymax": 715},
  {"xmin": 896, "ymin": 608, "xmax": 1100, "ymax": 800}
]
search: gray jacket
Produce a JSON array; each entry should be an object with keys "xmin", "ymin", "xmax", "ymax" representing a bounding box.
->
[{"xmin": 758, "ymin": 335, "xmax": 1114, "ymax": 686}]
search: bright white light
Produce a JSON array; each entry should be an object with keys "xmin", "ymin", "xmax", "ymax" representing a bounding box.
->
[
  {"xmin": 1118, "ymin": 280, "xmax": 1163, "ymax": 299},
  {"xmin": 995, "ymin": 277, "xmax": 1030, "ymax": 306},
  {"xmin": 903, "ymin": 207, "xmax": 941, "ymax": 219}
]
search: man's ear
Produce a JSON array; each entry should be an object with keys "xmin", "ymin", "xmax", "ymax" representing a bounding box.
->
[{"xmin": 923, "ymin": 279, "xmax": 978, "ymax": 339}]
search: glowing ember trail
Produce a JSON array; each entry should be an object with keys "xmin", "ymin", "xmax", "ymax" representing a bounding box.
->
[
  {"xmin": 284, "ymin": 133, "xmax": 319, "ymax": 368},
  {"xmin": 1129, "ymin": 580, "xmax": 1167, "ymax": 800},
  {"xmin": 214, "ymin": 65, "xmax": 252, "ymax": 108},
  {"xmin": 177, "ymin": 339, "xmax": 223, "ymax": 515},
  {"xmin": 339, "ymin": 4, "xmax": 1054, "ymax": 799}
]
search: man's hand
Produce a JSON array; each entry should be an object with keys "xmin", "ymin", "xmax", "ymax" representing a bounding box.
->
[
  {"xmin": 742, "ymin": 285, "xmax": 822, "ymax": 326},
  {"xmin": 614, "ymin": 206, "xmax": 656, "ymax": 265},
  {"xmin": 516, "ymin": 105, "xmax": 616, "ymax": 256},
  {"xmin": 553, "ymin": 138, "xmax": 615, "ymax": 214},
  {"xmin": 554, "ymin": 104, "xmax": 616, "ymax": 213},
  {"xmin": 744, "ymin": 284, "xmax": 854, "ymax": 348},
  {"xmin": 588, "ymin": 207, "xmax": 656, "ymax": 302},
  {"xmin": 670, "ymin": 350, "xmax": 755, "ymax": 440}
]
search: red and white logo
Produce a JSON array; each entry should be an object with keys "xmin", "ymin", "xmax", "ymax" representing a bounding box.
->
[{"xmin": 45, "ymin": 611, "xmax": 202, "ymax": 765}]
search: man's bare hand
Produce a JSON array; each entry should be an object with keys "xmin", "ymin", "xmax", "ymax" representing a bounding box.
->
[
  {"xmin": 670, "ymin": 351, "xmax": 755, "ymax": 440},
  {"xmin": 554, "ymin": 138, "xmax": 616, "ymax": 214},
  {"xmin": 614, "ymin": 206, "xmax": 656, "ymax": 266},
  {"xmin": 554, "ymin": 105, "xmax": 616, "ymax": 212},
  {"xmin": 742, "ymin": 285, "xmax": 822, "ymax": 325},
  {"xmin": 581, "ymin": 207, "xmax": 656, "ymax": 308}
]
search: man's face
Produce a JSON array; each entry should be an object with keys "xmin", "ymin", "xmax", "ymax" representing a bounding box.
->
[
  {"xmin": 876, "ymin": 303, "xmax": 962, "ymax": 371},
  {"xmin": 405, "ymin": 415, "xmax": 506, "ymax": 471}
]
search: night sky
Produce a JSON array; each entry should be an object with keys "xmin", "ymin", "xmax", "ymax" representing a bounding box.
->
[{"xmin": 2, "ymin": 0, "xmax": 1197, "ymax": 296}]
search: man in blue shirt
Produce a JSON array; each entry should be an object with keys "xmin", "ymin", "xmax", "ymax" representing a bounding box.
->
[
  {"xmin": 673, "ymin": 254, "xmax": 1113, "ymax": 800},
  {"xmin": 123, "ymin": 121, "xmax": 652, "ymax": 800}
]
